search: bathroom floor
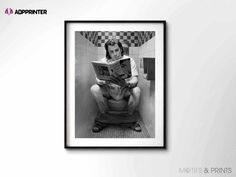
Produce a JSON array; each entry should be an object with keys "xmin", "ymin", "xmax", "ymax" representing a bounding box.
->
[{"xmin": 83, "ymin": 112, "xmax": 150, "ymax": 138}]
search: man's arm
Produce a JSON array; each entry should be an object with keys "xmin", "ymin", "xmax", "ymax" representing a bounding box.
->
[
  {"xmin": 127, "ymin": 76, "xmax": 138, "ymax": 88},
  {"xmin": 127, "ymin": 57, "xmax": 138, "ymax": 88}
]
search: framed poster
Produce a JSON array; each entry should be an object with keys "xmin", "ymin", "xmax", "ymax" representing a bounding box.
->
[{"xmin": 65, "ymin": 21, "xmax": 166, "ymax": 148}]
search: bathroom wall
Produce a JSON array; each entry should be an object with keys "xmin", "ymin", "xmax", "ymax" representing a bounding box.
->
[
  {"xmin": 129, "ymin": 47, "xmax": 140, "ymax": 68},
  {"xmin": 138, "ymin": 37, "xmax": 155, "ymax": 137},
  {"xmin": 75, "ymin": 32, "xmax": 98, "ymax": 138},
  {"xmin": 97, "ymin": 47, "xmax": 106, "ymax": 60}
]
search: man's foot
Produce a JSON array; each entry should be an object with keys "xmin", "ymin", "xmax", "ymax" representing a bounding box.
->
[
  {"xmin": 129, "ymin": 123, "xmax": 142, "ymax": 132},
  {"xmin": 92, "ymin": 123, "xmax": 105, "ymax": 133}
]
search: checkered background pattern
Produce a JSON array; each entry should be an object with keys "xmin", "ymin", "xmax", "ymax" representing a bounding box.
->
[
  {"xmin": 138, "ymin": 31, "xmax": 155, "ymax": 46},
  {"xmin": 80, "ymin": 31, "xmax": 98, "ymax": 46},
  {"xmin": 80, "ymin": 31, "xmax": 155, "ymax": 47}
]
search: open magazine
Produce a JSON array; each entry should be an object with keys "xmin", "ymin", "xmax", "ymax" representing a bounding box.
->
[{"xmin": 91, "ymin": 58, "xmax": 132, "ymax": 86}]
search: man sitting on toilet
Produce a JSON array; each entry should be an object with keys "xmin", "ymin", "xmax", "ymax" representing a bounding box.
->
[{"xmin": 90, "ymin": 39, "xmax": 141, "ymax": 132}]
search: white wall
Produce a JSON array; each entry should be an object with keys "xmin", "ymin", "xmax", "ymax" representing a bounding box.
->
[
  {"xmin": 139, "ymin": 37, "xmax": 155, "ymax": 58},
  {"xmin": 0, "ymin": 0, "xmax": 236, "ymax": 177}
]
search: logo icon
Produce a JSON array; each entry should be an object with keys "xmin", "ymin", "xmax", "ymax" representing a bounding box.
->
[{"xmin": 5, "ymin": 8, "xmax": 13, "ymax": 15}]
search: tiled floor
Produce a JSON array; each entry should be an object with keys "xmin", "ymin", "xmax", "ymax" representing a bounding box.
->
[{"xmin": 81, "ymin": 112, "xmax": 150, "ymax": 138}]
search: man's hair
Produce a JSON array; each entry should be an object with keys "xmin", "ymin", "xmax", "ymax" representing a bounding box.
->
[{"xmin": 104, "ymin": 39, "xmax": 124, "ymax": 59}]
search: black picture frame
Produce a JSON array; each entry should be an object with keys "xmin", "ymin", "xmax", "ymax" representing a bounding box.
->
[{"xmin": 65, "ymin": 20, "xmax": 167, "ymax": 148}]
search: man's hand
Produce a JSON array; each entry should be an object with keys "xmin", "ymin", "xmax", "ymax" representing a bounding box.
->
[
  {"xmin": 96, "ymin": 78, "xmax": 106, "ymax": 85},
  {"xmin": 126, "ymin": 76, "xmax": 138, "ymax": 88}
]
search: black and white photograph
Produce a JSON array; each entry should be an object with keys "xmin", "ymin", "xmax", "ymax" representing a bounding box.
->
[{"xmin": 65, "ymin": 21, "xmax": 166, "ymax": 147}]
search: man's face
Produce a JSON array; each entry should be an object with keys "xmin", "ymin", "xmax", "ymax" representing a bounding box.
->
[{"xmin": 108, "ymin": 44, "xmax": 122, "ymax": 60}]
